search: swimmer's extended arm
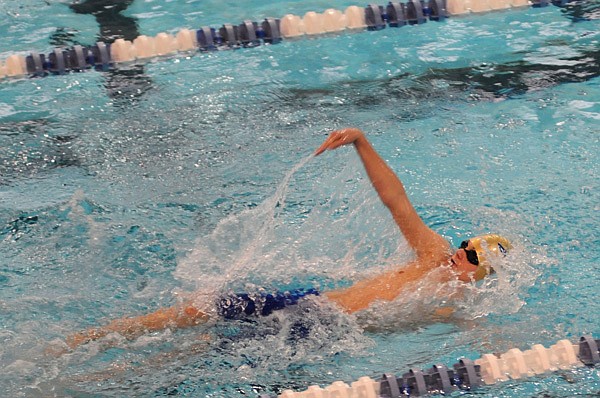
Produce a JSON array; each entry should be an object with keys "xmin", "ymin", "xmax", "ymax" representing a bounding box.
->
[
  {"xmin": 315, "ymin": 128, "xmax": 449, "ymax": 259},
  {"xmin": 66, "ymin": 303, "xmax": 208, "ymax": 349}
]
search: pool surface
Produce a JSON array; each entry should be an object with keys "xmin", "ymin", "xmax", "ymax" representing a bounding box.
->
[{"xmin": 1, "ymin": 1, "xmax": 599, "ymax": 397}]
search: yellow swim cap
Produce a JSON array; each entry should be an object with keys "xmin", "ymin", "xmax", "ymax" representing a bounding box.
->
[{"xmin": 470, "ymin": 234, "xmax": 511, "ymax": 281}]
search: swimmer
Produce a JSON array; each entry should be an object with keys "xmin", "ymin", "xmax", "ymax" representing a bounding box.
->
[{"xmin": 65, "ymin": 127, "xmax": 510, "ymax": 350}]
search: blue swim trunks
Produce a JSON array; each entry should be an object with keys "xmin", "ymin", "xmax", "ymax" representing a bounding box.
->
[{"xmin": 216, "ymin": 288, "xmax": 320, "ymax": 320}]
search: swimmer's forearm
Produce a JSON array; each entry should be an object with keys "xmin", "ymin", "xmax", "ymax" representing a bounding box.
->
[
  {"xmin": 66, "ymin": 304, "xmax": 208, "ymax": 349},
  {"xmin": 351, "ymin": 131, "xmax": 449, "ymax": 255},
  {"xmin": 316, "ymin": 127, "xmax": 449, "ymax": 254},
  {"xmin": 352, "ymin": 134, "xmax": 434, "ymax": 243},
  {"xmin": 352, "ymin": 134, "xmax": 407, "ymax": 208},
  {"xmin": 315, "ymin": 128, "xmax": 407, "ymax": 207}
]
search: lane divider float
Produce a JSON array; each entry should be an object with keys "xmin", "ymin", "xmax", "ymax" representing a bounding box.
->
[
  {"xmin": 258, "ymin": 335, "xmax": 599, "ymax": 397},
  {"xmin": 0, "ymin": 0, "xmax": 579, "ymax": 81}
]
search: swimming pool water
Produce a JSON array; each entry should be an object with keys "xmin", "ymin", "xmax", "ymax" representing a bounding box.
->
[{"xmin": 1, "ymin": 1, "xmax": 599, "ymax": 397}]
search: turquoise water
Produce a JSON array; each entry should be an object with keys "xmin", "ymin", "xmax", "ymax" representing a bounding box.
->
[{"xmin": 1, "ymin": 1, "xmax": 599, "ymax": 397}]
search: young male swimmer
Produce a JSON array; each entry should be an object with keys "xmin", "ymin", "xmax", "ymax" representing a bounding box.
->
[{"xmin": 66, "ymin": 127, "xmax": 510, "ymax": 349}]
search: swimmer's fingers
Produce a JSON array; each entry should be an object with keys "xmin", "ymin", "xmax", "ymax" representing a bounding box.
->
[
  {"xmin": 44, "ymin": 338, "xmax": 71, "ymax": 357},
  {"xmin": 314, "ymin": 131, "xmax": 341, "ymax": 156},
  {"xmin": 65, "ymin": 328, "xmax": 103, "ymax": 350},
  {"xmin": 43, "ymin": 329, "xmax": 101, "ymax": 357},
  {"xmin": 314, "ymin": 128, "xmax": 363, "ymax": 156}
]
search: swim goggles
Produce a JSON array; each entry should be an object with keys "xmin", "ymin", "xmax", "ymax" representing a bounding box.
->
[{"xmin": 460, "ymin": 240, "xmax": 480, "ymax": 266}]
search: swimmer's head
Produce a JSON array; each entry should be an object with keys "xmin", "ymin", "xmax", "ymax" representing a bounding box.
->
[{"xmin": 451, "ymin": 234, "xmax": 511, "ymax": 282}]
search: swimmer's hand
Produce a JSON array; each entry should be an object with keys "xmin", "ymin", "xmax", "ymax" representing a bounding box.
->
[{"xmin": 314, "ymin": 128, "xmax": 365, "ymax": 156}]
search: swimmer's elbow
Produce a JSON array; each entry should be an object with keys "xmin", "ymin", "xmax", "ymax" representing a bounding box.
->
[
  {"xmin": 434, "ymin": 306, "xmax": 455, "ymax": 318},
  {"xmin": 324, "ymin": 291, "xmax": 369, "ymax": 314}
]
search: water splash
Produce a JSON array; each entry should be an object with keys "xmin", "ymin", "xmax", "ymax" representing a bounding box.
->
[{"xmin": 175, "ymin": 154, "xmax": 316, "ymax": 311}]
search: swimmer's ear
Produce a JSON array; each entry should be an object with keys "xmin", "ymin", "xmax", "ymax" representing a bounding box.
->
[
  {"xmin": 473, "ymin": 264, "xmax": 494, "ymax": 281},
  {"xmin": 470, "ymin": 234, "xmax": 511, "ymax": 280}
]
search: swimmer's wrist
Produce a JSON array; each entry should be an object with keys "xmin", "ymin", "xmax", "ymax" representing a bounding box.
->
[{"xmin": 352, "ymin": 131, "xmax": 368, "ymax": 148}]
